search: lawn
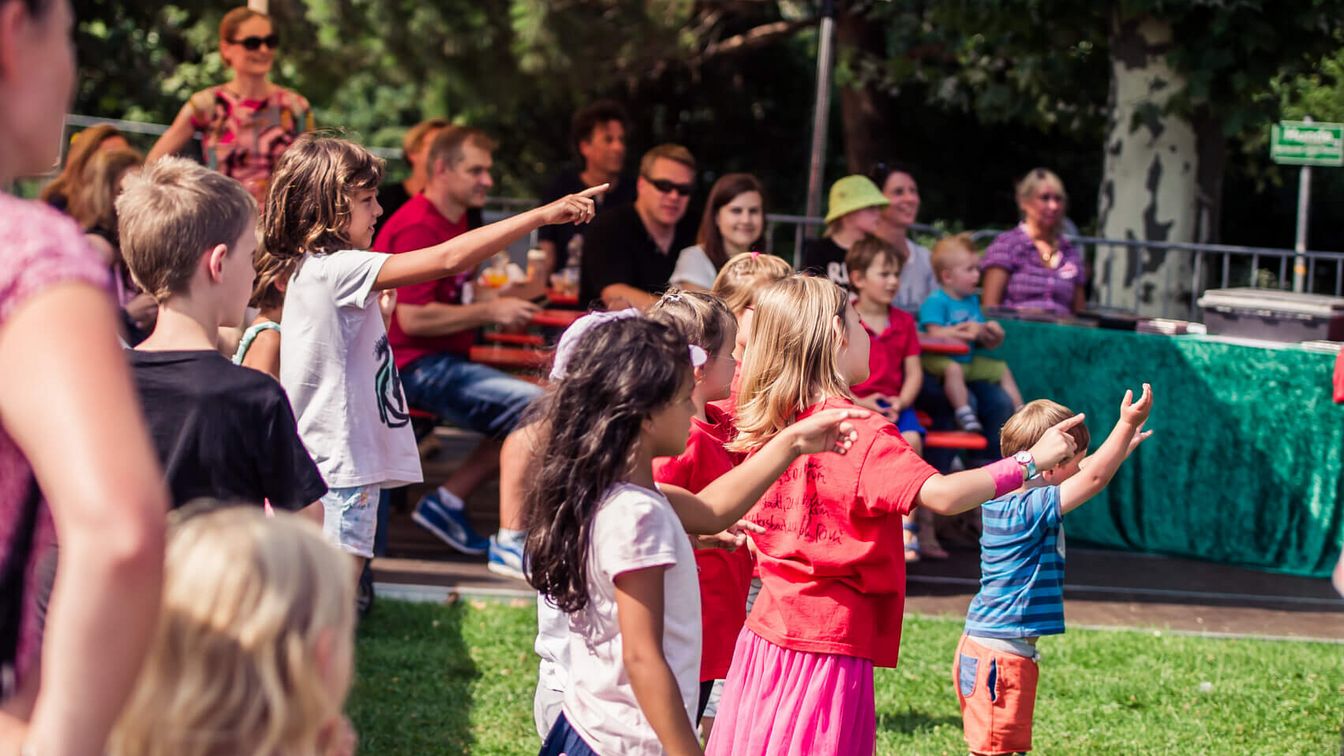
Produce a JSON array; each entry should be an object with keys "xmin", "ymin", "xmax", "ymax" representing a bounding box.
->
[{"xmin": 349, "ymin": 599, "xmax": 1343, "ymax": 755}]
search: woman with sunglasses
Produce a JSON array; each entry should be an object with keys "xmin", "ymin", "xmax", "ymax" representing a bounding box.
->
[
  {"xmin": 981, "ymin": 168, "xmax": 1087, "ymax": 316},
  {"xmin": 147, "ymin": 6, "xmax": 312, "ymax": 202}
]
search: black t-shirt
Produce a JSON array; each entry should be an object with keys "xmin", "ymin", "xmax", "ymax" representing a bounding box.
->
[
  {"xmin": 579, "ymin": 204, "xmax": 696, "ymax": 309},
  {"xmin": 129, "ymin": 350, "xmax": 327, "ymax": 510},
  {"xmin": 537, "ymin": 169, "xmax": 636, "ymax": 271},
  {"xmin": 800, "ymin": 237, "xmax": 850, "ymax": 287}
]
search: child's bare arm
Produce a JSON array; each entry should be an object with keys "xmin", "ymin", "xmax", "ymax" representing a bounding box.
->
[
  {"xmin": 614, "ymin": 567, "xmax": 703, "ymax": 756},
  {"xmin": 896, "ymin": 355, "xmax": 923, "ymax": 410},
  {"xmin": 240, "ymin": 328, "xmax": 281, "ymax": 379},
  {"xmin": 1060, "ymin": 384, "xmax": 1152, "ymax": 514},
  {"xmin": 373, "ymin": 185, "xmax": 607, "ymax": 290},
  {"xmin": 916, "ymin": 413, "xmax": 1084, "ymax": 515},
  {"xmin": 922, "ymin": 322, "xmax": 970, "ymax": 341},
  {"xmin": 666, "ymin": 408, "xmax": 865, "ymax": 534}
]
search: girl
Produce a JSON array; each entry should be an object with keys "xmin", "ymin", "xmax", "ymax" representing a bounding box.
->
[
  {"xmin": 708, "ymin": 251, "xmax": 793, "ymax": 412},
  {"xmin": 232, "ymin": 246, "xmax": 293, "ymax": 377},
  {"xmin": 264, "ymin": 133, "xmax": 604, "ymax": 579},
  {"xmin": 39, "ymin": 123, "xmax": 132, "ymax": 212},
  {"xmin": 671, "ymin": 173, "xmax": 766, "ymax": 291},
  {"xmin": 526, "ymin": 317, "xmax": 864, "ymax": 756},
  {"xmin": 647, "ymin": 291, "xmax": 748, "ymax": 740},
  {"xmin": 705, "ymin": 275, "xmax": 1083, "ymax": 755},
  {"xmin": 148, "ymin": 6, "xmax": 312, "ymax": 202},
  {"xmin": 799, "ymin": 175, "xmax": 888, "ymax": 288},
  {"xmin": 109, "ymin": 505, "xmax": 356, "ymax": 756}
]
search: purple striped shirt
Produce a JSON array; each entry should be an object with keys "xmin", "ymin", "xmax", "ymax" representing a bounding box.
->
[{"xmin": 982, "ymin": 226, "xmax": 1085, "ymax": 315}]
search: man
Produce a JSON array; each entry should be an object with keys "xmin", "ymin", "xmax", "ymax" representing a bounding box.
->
[
  {"xmin": 536, "ymin": 100, "xmax": 635, "ymax": 276},
  {"xmin": 378, "ymin": 117, "xmax": 459, "ymax": 236},
  {"xmin": 372, "ymin": 126, "xmax": 541, "ymax": 567},
  {"xmin": 579, "ymin": 143, "xmax": 697, "ymax": 310}
]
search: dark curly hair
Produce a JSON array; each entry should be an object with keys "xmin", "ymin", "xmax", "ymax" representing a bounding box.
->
[{"xmin": 524, "ymin": 318, "xmax": 691, "ymax": 614}]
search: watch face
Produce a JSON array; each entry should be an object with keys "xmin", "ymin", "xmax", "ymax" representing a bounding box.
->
[{"xmin": 1014, "ymin": 451, "xmax": 1032, "ymax": 464}]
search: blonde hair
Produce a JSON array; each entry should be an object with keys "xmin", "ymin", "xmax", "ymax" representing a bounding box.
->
[
  {"xmin": 70, "ymin": 147, "xmax": 143, "ymax": 235},
  {"xmin": 262, "ymin": 133, "xmax": 384, "ymax": 259},
  {"xmin": 109, "ymin": 505, "xmax": 355, "ymax": 756},
  {"xmin": 648, "ymin": 288, "xmax": 735, "ymax": 357},
  {"xmin": 639, "ymin": 143, "xmax": 696, "ymax": 176},
  {"xmin": 402, "ymin": 117, "xmax": 451, "ymax": 161},
  {"xmin": 1015, "ymin": 168, "xmax": 1067, "ymax": 208},
  {"xmin": 710, "ymin": 251, "xmax": 793, "ymax": 314},
  {"xmin": 1000, "ymin": 399, "xmax": 1090, "ymax": 459},
  {"xmin": 729, "ymin": 275, "xmax": 853, "ymax": 452},
  {"xmin": 117, "ymin": 156, "xmax": 257, "ymax": 302},
  {"xmin": 427, "ymin": 125, "xmax": 497, "ymax": 171},
  {"xmin": 931, "ymin": 232, "xmax": 978, "ymax": 278}
]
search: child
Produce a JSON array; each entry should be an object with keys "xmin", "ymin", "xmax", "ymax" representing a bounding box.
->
[
  {"xmin": 709, "ymin": 250, "xmax": 794, "ymax": 399},
  {"xmin": 232, "ymin": 245, "xmax": 294, "ymax": 377},
  {"xmin": 845, "ymin": 235, "xmax": 947, "ymax": 561},
  {"xmin": 706, "ymin": 274, "xmax": 1084, "ymax": 755},
  {"xmin": 525, "ymin": 317, "xmax": 865, "ymax": 755},
  {"xmin": 921, "ymin": 233, "xmax": 1023, "ymax": 433},
  {"xmin": 116, "ymin": 156, "xmax": 327, "ymax": 513},
  {"xmin": 955, "ymin": 388, "xmax": 1153, "ymax": 755},
  {"xmin": 799, "ymin": 175, "xmax": 888, "ymax": 288},
  {"xmin": 264, "ymin": 133, "xmax": 604, "ymax": 577},
  {"xmin": 109, "ymin": 505, "xmax": 357, "ymax": 756},
  {"xmin": 647, "ymin": 290, "xmax": 749, "ymax": 741}
]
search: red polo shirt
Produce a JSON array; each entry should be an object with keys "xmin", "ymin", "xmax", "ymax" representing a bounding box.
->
[
  {"xmin": 851, "ymin": 306, "xmax": 920, "ymax": 398},
  {"xmin": 372, "ymin": 193, "xmax": 475, "ymax": 370}
]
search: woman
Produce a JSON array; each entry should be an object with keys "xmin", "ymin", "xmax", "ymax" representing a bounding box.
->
[
  {"xmin": 38, "ymin": 123, "xmax": 131, "ymax": 212},
  {"xmin": 0, "ymin": 0, "xmax": 167, "ymax": 753},
  {"xmin": 147, "ymin": 6, "xmax": 311, "ymax": 202},
  {"xmin": 981, "ymin": 168, "xmax": 1087, "ymax": 315},
  {"xmin": 671, "ymin": 173, "xmax": 766, "ymax": 291},
  {"xmin": 869, "ymin": 162, "xmax": 936, "ymax": 311}
]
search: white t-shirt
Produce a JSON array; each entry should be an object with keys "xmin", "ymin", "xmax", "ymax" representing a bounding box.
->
[
  {"xmin": 563, "ymin": 482, "xmax": 700, "ymax": 755},
  {"xmin": 280, "ymin": 249, "xmax": 423, "ymax": 489},
  {"xmin": 669, "ymin": 244, "xmax": 717, "ymax": 290},
  {"xmin": 894, "ymin": 239, "xmax": 937, "ymax": 312}
]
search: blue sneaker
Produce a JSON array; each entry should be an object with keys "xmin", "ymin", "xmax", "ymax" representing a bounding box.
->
[
  {"xmin": 412, "ymin": 490, "xmax": 489, "ymax": 555},
  {"xmin": 487, "ymin": 534, "xmax": 526, "ymax": 581}
]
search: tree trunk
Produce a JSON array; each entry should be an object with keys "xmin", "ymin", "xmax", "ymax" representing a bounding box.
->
[
  {"xmin": 835, "ymin": 4, "xmax": 888, "ymax": 174},
  {"xmin": 1096, "ymin": 12, "xmax": 1209, "ymax": 318}
]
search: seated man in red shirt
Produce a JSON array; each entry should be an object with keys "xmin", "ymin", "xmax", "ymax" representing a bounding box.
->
[{"xmin": 373, "ymin": 125, "xmax": 540, "ymax": 576}]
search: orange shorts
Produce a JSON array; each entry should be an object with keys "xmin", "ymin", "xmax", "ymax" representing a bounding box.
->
[{"xmin": 953, "ymin": 634, "xmax": 1039, "ymax": 754}]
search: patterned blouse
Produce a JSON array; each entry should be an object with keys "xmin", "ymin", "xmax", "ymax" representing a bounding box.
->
[
  {"xmin": 0, "ymin": 193, "xmax": 109, "ymax": 685},
  {"xmin": 981, "ymin": 225, "xmax": 1086, "ymax": 315},
  {"xmin": 186, "ymin": 84, "xmax": 313, "ymax": 202}
]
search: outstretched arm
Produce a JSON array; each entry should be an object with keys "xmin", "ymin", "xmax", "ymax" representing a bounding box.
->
[
  {"xmin": 374, "ymin": 185, "xmax": 608, "ymax": 290},
  {"xmin": 1061, "ymin": 384, "xmax": 1152, "ymax": 514}
]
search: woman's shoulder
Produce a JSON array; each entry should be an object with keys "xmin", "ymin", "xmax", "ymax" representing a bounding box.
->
[
  {"xmin": 988, "ymin": 225, "xmax": 1029, "ymax": 248},
  {"xmin": 676, "ymin": 243, "xmax": 706, "ymax": 258},
  {"xmin": 271, "ymin": 85, "xmax": 311, "ymax": 112}
]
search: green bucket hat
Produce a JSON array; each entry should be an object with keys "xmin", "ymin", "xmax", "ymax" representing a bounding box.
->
[{"xmin": 824, "ymin": 175, "xmax": 889, "ymax": 224}]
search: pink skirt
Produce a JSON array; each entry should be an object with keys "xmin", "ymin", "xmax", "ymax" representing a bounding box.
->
[{"xmin": 705, "ymin": 628, "xmax": 876, "ymax": 756}]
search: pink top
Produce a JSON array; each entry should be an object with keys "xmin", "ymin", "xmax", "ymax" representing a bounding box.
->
[
  {"xmin": 187, "ymin": 84, "xmax": 312, "ymax": 202},
  {"xmin": 0, "ymin": 194, "xmax": 109, "ymax": 683}
]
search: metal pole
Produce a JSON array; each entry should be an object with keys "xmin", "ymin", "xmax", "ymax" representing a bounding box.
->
[
  {"xmin": 801, "ymin": 0, "xmax": 837, "ymax": 267},
  {"xmin": 1293, "ymin": 116, "xmax": 1312, "ymax": 293}
]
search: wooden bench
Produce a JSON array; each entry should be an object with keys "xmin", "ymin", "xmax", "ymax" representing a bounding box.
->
[
  {"xmin": 468, "ymin": 344, "xmax": 552, "ymax": 371},
  {"xmin": 483, "ymin": 331, "xmax": 546, "ymax": 347}
]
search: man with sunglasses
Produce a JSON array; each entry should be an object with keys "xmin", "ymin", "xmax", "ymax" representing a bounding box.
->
[{"xmin": 579, "ymin": 143, "xmax": 697, "ymax": 310}]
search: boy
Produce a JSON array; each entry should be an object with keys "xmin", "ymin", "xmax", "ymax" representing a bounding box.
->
[
  {"xmin": 117, "ymin": 157, "xmax": 326, "ymax": 513},
  {"xmin": 954, "ymin": 386, "xmax": 1154, "ymax": 755},
  {"xmin": 846, "ymin": 236, "xmax": 947, "ymax": 561},
  {"xmin": 920, "ymin": 233, "xmax": 1022, "ymax": 432}
]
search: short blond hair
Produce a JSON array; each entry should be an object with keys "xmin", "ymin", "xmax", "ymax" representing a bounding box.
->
[
  {"xmin": 109, "ymin": 505, "xmax": 355, "ymax": 756},
  {"xmin": 730, "ymin": 274, "xmax": 853, "ymax": 452},
  {"xmin": 1000, "ymin": 399, "xmax": 1090, "ymax": 459},
  {"xmin": 402, "ymin": 117, "xmax": 451, "ymax": 160},
  {"xmin": 117, "ymin": 156, "xmax": 256, "ymax": 301},
  {"xmin": 427, "ymin": 125, "xmax": 497, "ymax": 171},
  {"xmin": 710, "ymin": 251, "xmax": 793, "ymax": 314},
  {"xmin": 1015, "ymin": 167, "xmax": 1067, "ymax": 207},
  {"xmin": 639, "ymin": 143, "xmax": 696, "ymax": 177},
  {"xmin": 931, "ymin": 232, "xmax": 978, "ymax": 278}
]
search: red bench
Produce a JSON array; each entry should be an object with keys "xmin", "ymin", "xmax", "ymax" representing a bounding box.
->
[{"xmin": 917, "ymin": 410, "xmax": 988, "ymax": 451}]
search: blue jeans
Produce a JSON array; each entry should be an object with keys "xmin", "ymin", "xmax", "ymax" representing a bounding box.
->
[
  {"xmin": 400, "ymin": 352, "xmax": 543, "ymax": 440},
  {"xmin": 916, "ymin": 378, "xmax": 1014, "ymax": 469}
]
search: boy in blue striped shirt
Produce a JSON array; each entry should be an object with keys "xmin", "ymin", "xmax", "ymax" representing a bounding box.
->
[{"xmin": 954, "ymin": 385, "xmax": 1153, "ymax": 754}]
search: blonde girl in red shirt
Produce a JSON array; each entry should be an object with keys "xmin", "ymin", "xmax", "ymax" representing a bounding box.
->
[{"xmin": 705, "ymin": 274, "xmax": 1083, "ymax": 756}]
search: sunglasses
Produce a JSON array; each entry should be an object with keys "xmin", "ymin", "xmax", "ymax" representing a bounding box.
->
[
  {"xmin": 643, "ymin": 175, "xmax": 693, "ymax": 197},
  {"xmin": 230, "ymin": 34, "xmax": 280, "ymax": 51}
]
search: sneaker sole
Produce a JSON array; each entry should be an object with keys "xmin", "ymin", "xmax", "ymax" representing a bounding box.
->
[
  {"xmin": 487, "ymin": 559, "xmax": 527, "ymax": 581},
  {"xmin": 412, "ymin": 510, "xmax": 489, "ymax": 555}
]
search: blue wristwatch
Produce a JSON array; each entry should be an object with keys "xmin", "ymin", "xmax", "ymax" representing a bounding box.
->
[{"xmin": 1013, "ymin": 451, "xmax": 1041, "ymax": 480}]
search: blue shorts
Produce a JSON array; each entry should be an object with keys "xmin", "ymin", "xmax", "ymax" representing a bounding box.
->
[
  {"xmin": 895, "ymin": 406, "xmax": 926, "ymax": 437},
  {"xmin": 321, "ymin": 485, "xmax": 380, "ymax": 558}
]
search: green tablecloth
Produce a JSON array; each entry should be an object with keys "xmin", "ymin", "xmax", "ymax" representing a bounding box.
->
[{"xmin": 994, "ymin": 320, "xmax": 1344, "ymax": 578}]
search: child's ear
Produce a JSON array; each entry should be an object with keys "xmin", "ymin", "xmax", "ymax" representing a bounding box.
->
[
  {"xmin": 847, "ymin": 269, "xmax": 864, "ymax": 290},
  {"xmin": 205, "ymin": 244, "xmax": 230, "ymax": 282},
  {"xmin": 693, "ymin": 364, "xmax": 707, "ymax": 384},
  {"xmin": 831, "ymin": 314, "xmax": 848, "ymax": 346}
]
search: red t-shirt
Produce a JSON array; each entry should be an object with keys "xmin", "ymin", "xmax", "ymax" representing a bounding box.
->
[
  {"xmin": 850, "ymin": 306, "xmax": 920, "ymax": 398},
  {"xmin": 651, "ymin": 402, "xmax": 751, "ymax": 682},
  {"xmin": 745, "ymin": 397, "xmax": 937, "ymax": 667},
  {"xmin": 372, "ymin": 193, "xmax": 475, "ymax": 370}
]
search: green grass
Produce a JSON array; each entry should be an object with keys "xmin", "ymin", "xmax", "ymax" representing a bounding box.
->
[{"xmin": 349, "ymin": 600, "xmax": 1343, "ymax": 755}]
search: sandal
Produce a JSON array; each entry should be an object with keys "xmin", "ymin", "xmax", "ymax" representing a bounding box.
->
[{"xmin": 903, "ymin": 522, "xmax": 921, "ymax": 563}]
